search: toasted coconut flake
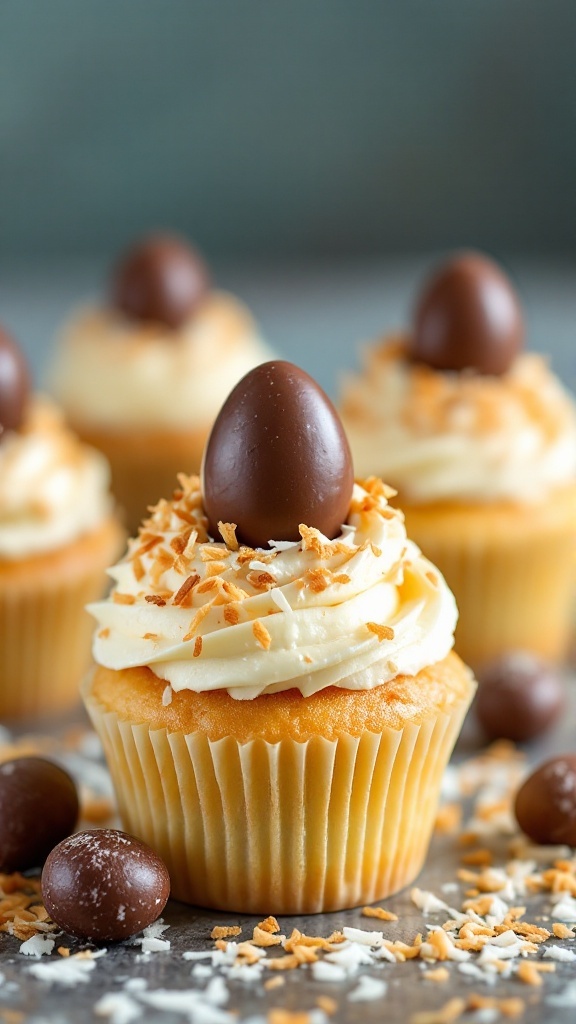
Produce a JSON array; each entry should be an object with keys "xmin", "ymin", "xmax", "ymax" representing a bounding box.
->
[
  {"xmin": 98, "ymin": 628, "xmax": 110, "ymax": 640},
  {"xmin": 145, "ymin": 594, "xmax": 166, "ymax": 607},
  {"xmin": 199, "ymin": 545, "xmax": 228, "ymax": 563},
  {"xmin": 292, "ymin": 944, "xmax": 319, "ymax": 964},
  {"xmin": 112, "ymin": 592, "xmax": 136, "ymax": 605},
  {"xmin": 253, "ymin": 926, "xmax": 284, "ymax": 947},
  {"xmin": 217, "ymin": 521, "xmax": 239, "ymax": 551},
  {"xmin": 316, "ymin": 996, "xmax": 337, "ymax": 1015},
  {"xmin": 210, "ymin": 925, "xmax": 242, "ymax": 940},
  {"xmin": 304, "ymin": 568, "xmax": 331, "ymax": 593},
  {"xmin": 253, "ymin": 620, "xmax": 272, "ymax": 650},
  {"xmin": 423, "ymin": 967, "xmax": 450, "ymax": 983},
  {"xmin": 409, "ymin": 996, "xmax": 466, "ymax": 1024},
  {"xmin": 247, "ymin": 570, "xmax": 277, "ymax": 590},
  {"xmin": 172, "ymin": 575, "xmax": 201, "ymax": 606},
  {"xmin": 517, "ymin": 961, "xmax": 554, "ymax": 986},
  {"xmin": 366, "ymin": 622, "xmax": 395, "ymax": 642},
  {"xmin": 183, "ymin": 600, "xmax": 214, "ymax": 641},
  {"xmin": 224, "ymin": 605, "xmax": 241, "ymax": 625},
  {"xmin": 258, "ymin": 916, "xmax": 281, "ymax": 933},
  {"xmin": 264, "ymin": 977, "xmax": 285, "ymax": 991},
  {"xmin": 553, "ymin": 922, "xmax": 574, "ymax": 939},
  {"xmin": 460, "ymin": 849, "xmax": 493, "ymax": 867},
  {"xmin": 205, "ymin": 562, "xmax": 227, "ymax": 578},
  {"xmin": 134, "ymin": 534, "xmax": 162, "ymax": 556},
  {"xmin": 268, "ymin": 1012, "xmax": 312, "ymax": 1024},
  {"xmin": 193, "ymin": 636, "xmax": 203, "ymax": 658},
  {"xmin": 362, "ymin": 906, "xmax": 398, "ymax": 922},
  {"xmin": 195, "ymin": 578, "xmax": 219, "ymax": 595},
  {"xmin": 222, "ymin": 580, "xmax": 249, "ymax": 602},
  {"xmin": 132, "ymin": 555, "xmax": 145, "ymax": 582},
  {"xmin": 265, "ymin": 954, "xmax": 300, "ymax": 971},
  {"xmin": 298, "ymin": 524, "xmax": 352, "ymax": 560},
  {"xmin": 435, "ymin": 803, "xmax": 462, "ymax": 835}
]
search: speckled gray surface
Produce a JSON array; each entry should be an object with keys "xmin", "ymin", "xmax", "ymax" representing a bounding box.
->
[{"xmin": 0, "ymin": 684, "xmax": 574, "ymax": 1024}]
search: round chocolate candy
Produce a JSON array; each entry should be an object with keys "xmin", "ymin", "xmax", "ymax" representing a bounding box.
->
[
  {"xmin": 202, "ymin": 360, "xmax": 354, "ymax": 549},
  {"xmin": 0, "ymin": 757, "xmax": 79, "ymax": 872},
  {"xmin": 111, "ymin": 234, "xmax": 210, "ymax": 328},
  {"xmin": 42, "ymin": 829, "xmax": 170, "ymax": 942},
  {"xmin": 475, "ymin": 652, "xmax": 564, "ymax": 743},
  {"xmin": 515, "ymin": 755, "xmax": 576, "ymax": 845},
  {"xmin": 0, "ymin": 325, "xmax": 30, "ymax": 438},
  {"xmin": 411, "ymin": 252, "xmax": 524, "ymax": 375}
]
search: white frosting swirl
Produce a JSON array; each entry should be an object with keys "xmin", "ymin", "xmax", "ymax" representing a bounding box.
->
[
  {"xmin": 341, "ymin": 338, "xmax": 576, "ymax": 503},
  {"xmin": 49, "ymin": 292, "xmax": 272, "ymax": 430},
  {"xmin": 89, "ymin": 475, "xmax": 457, "ymax": 699},
  {"xmin": 0, "ymin": 397, "xmax": 113, "ymax": 559}
]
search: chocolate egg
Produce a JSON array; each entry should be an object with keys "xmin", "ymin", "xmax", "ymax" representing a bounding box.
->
[
  {"xmin": 475, "ymin": 652, "xmax": 565, "ymax": 743},
  {"xmin": 515, "ymin": 755, "xmax": 576, "ymax": 845},
  {"xmin": 42, "ymin": 829, "xmax": 171, "ymax": 942},
  {"xmin": 0, "ymin": 757, "xmax": 79, "ymax": 872},
  {"xmin": 0, "ymin": 325, "xmax": 30, "ymax": 438},
  {"xmin": 112, "ymin": 234, "xmax": 210, "ymax": 328},
  {"xmin": 411, "ymin": 252, "xmax": 524, "ymax": 375},
  {"xmin": 202, "ymin": 361, "xmax": 354, "ymax": 549}
]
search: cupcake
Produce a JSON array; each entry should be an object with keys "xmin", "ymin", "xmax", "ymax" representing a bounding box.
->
[
  {"xmin": 0, "ymin": 325, "xmax": 123, "ymax": 719},
  {"xmin": 340, "ymin": 253, "xmax": 576, "ymax": 670},
  {"xmin": 49, "ymin": 234, "xmax": 272, "ymax": 533},
  {"xmin": 84, "ymin": 361, "xmax": 474, "ymax": 913}
]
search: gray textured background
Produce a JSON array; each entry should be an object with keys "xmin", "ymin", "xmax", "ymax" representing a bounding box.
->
[{"xmin": 2, "ymin": 0, "xmax": 576, "ymax": 262}]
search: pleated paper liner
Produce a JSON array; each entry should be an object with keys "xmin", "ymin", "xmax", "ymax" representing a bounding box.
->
[
  {"xmin": 72, "ymin": 421, "xmax": 209, "ymax": 536},
  {"xmin": 84, "ymin": 657, "xmax": 474, "ymax": 914},
  {"xmin": 0, "ymin": 517, "xmax": 124, "ymax": 719},
  {"xmin": 402, "ymin": 483, "xmax": 576, "ymax": 671}
]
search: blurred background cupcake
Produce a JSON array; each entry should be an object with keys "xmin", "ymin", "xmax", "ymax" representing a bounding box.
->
[
  {"xmin": 340, "ymin": 253, "xmax": 576, "ymax": 669},
  {"xmin": 49, "ymin": 234, "xmax": 272, "ymax": 534},
  {"xmin": 0, "ymin": 324, "xmax": 123, "ymax": 720}
]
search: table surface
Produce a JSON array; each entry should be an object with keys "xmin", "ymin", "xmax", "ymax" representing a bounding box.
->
[
  {"xmin": 1, "ymin": 259, "xmax": 576, "ymax": 1022},
  {"xmin": 1, "ymin": 688, "xmax": 576, "ymax": 1024}
]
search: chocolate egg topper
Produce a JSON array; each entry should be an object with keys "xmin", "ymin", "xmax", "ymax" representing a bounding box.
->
[
  {"xmin": 42, "ymin": 829, "xmax": 171, "ymax": 943},
  {"xmin": 475, "ymin": 652, "xmax": 565, "ymax": 744},
  {"xmin": 111, "ymin": 233, "xmax": 211, "ymax": 329},
  {"xmin": 0, "ymin": 757, "xmax": 79, "ymax": 873},
  {"xmin": 0, "ymin": 325, "xmax": 30, "ymax": 441},
  {"xmin": 410, "ymin": 251, "xmax": 524, "ymax": 376},
  {"xmin": 514, "ymin": 755, "xmax": 576, "ymax": 846},
  {"xmin": 202, "ymin": 360, "xmax": 354, "ymax": 550}
]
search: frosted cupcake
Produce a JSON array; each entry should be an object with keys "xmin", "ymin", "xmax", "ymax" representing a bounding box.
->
[
  {"xmin": 340, "ymin": 253, "xmax": 576, "ymax": 669},
  {"xmin": 0, "ymin": 325, "xmax": 123, "ymax": 719},
  {"xmin": 49, "ymin": 234, "xmax": 271, "ymax": 533},
  {"xmin": 84, "ymin": 361, "xmax": 474, "ymax": 913}
]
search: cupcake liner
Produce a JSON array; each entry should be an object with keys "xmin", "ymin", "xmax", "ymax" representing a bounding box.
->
[
  {"xmin": 84, "ymin": 676, "xmax": 471, "ymax": 914},
  {"xmin": 0, "ymin": 518, "xmax": 123, "ymax": 719},
  {"xmin": 403, "ymin": 485, "xmax": 576, "ymax": 670}
]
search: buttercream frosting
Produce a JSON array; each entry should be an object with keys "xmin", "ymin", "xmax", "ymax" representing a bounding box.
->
[
  {"xmin": 341, "ymin": 337, "xmax": 576, "ymax": 504},
  {"xmin": 49, "ymin": 292, "xmax": 272, "ymax": 430},
  {"xmin": 89, "ymin": 474, "xmax": 457, "ymax": 700},
  {"xmin": 0, "ymin": 397, "xmax": 113, "ymax": 560}
]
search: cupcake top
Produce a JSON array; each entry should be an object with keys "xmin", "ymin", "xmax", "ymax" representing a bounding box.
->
[
  {"xmin": 49, "ymin": 234, "xmax": 271, "ymax": 430},
  {"xmin": 0, "ymin": 327, "xmax": 112, "ymax": 560},
  {"xmin": 341, "ymin": 253, "xmax": 576, "ymax": 504},
  {"xmin": 90, "ymin": 362, "xmax": 457, "ymax": 699}
]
